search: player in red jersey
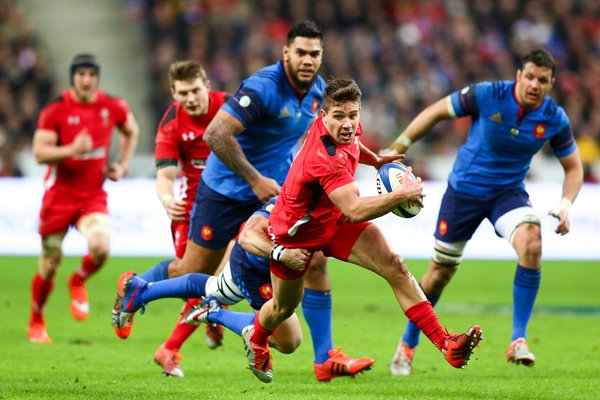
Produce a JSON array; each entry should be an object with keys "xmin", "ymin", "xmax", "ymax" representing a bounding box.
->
[
  {"xmin": 241, "ymin": 79, "xmax": 482, "ymax": 383},
  {"xmin": 151, "ymin": 60, "xmax": 229, "ymax": 376},
  {"xmin": 28, "ymin": 54, "xmax": 139, "ymax": 343}
]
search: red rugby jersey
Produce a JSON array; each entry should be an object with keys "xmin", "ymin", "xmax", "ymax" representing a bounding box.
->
[
  {"xmin": 37, "ymin": 89, "xmax": 129, "ymax": 191},
  {"xmin": 154, "ymin": 91, "xmax": 228, "ymax": 213}
]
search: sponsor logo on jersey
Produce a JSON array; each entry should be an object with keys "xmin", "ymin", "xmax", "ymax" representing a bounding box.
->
[
  {"xmin": 239, "ymin": 95, "xmax": 251, "ymax": 108},
  {"xmin": 72, "ymin": 147, "xmax": 106, "ymax": 160},
  {"xmin": 488, "ymin": 112, "xmax": 502, "ymax": 123},
  {"xmin": 258, "ymin": 283, "xmax": 273, "ymax": 300},
  {"xmin": 438, "ymin": 219, "xmax": 448, "ymax": 236},
  {"xmin": 182, "ymin": 131, "xmax": 196, "ymax": 141},
  {"xmin": 311, "ymin": 99, "xmax": 319, "ymax": 113},
  {"xmin": 278, "ymin": 107, "xmax": 290, "ymax": 118},
  {"xmin": 534, "ymin": 124, "xmax": 546, "ymax": 139},
  {"xmin": 201, "ymin": 225, "xmax": 213, "ymax": 241}
]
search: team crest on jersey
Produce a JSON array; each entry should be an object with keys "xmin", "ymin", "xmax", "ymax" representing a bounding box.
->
[
  {"xmin": 311, "ymin": 99, "xmax": 319, "ymax": 113},
  {"xmin": 438, "ymin": 219, "xmax": 448, "ymax": 236},
  {"xmin": 258, "ymin": 283, "xmax": 273, "ymax": 300},
  {"xmin": 510, "ymin": 128, "xmax": 519, "ymax": 137},
  {"xmin": 67, "ymin": 115, "xmax": 80, "ymax": 125},
  {"xmin": 100, "ymin": 108, "xmax": 110, "ymax": 127},
  {"xmin": 534, "ymin": 124, "xmax": 546, "ymax": 139},
  {"xmin": 201, "ymin": 225, "xmax": 213, "ymax": 241},
  {"xmin": 488, "ymin": 112, "xmax": 502, "ymax": 123}
]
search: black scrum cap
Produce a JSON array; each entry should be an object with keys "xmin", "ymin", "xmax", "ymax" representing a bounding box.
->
[{"xmin": 69, "ymin": 53, "xmax": 100, "ymax": 83}]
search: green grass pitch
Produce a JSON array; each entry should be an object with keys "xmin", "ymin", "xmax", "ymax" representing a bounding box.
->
[{"xmin": 1, "ymin": 256, "xmax": 599, "ymax": 399}]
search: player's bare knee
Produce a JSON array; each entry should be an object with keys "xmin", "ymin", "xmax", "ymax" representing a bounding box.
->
[
  {"xmin": 88, "ymin": 244, "xmax": 109, "ymax": 265},
  {"xmin": 272, "ymin": 334, "xmax": 302, "ymax": 354},
  {"xmin": 516, "ymin": 224, "xmax": 542, "ymax": 261},
  {"xmin": 382, "ymin": 253, "xmax": 412, "ymax": 283},
  {"xmin": 272, "ymin": 303, "xmax": 296, "ymax": 322}
]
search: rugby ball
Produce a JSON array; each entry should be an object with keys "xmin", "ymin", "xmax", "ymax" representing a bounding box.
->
[{"xmin": 375, "ymin": 163, "xmax": 422, "ymax": 218}]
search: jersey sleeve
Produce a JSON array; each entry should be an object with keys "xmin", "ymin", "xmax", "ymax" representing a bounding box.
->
[
  {"xmin": 549, "ymin": 108, "xmax": 577, "ymax": 158},
  {"xmin": 449, "ymin": 82, "xmax": 488, "ymax": 118},
  {"xmin": 37, "ymin": 103, "xmax": 59, "ymax": 131},
  {"xmin": 312, "ymin": 139, "xmax": 355, "ymax": 195},
  {"xmin": 155, "ymin": 105, "xmax": 179, "ymax": 169},
  {"xmin": 220, "ymin": 77, "xmax": 273, "ymax": 128}
]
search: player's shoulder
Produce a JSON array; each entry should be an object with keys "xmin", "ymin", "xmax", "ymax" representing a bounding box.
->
[
  {"xmin": 245, "ymin": 63, "xmax": 282, "ymax": 89},
  {"xmin": 541, "ymin": 96, "xmax": 569, "ymax": 124},
  {"xmin": 41, "ymin": 93, "xmax": 66, "ymax": 110},
  {"xmin": 469, "ymin": 80, "xmax": 512, "ymax": 100},
  {"xmin": 98, "ymin": 90, "xmax": 129, "ymax": 109},
  {"xmin": 158, "ymin": 102, "xmax": 179, "ymax": 129}
]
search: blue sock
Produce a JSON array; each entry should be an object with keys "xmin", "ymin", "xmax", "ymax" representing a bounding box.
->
[
  {"xmin": 302, "ymin": 288, "xmax": 333, "ymax": 364},
  {"xmin": 208, "ymin": 309, "xmax": 255, "ymax": 336},
  {"xmin": 140, "ymin": 273, "xmax": 209, "ymax": 304},
  {"xmin": 139, "ymin": 259, "xmax": 171, "ymax": 282},
  {"xmin": 402, "ymin": 286, "xmax": 441, "ymax": 348},
  {"xmin": 512, "ymin": 264, "xmax": 541, "ymax": 340}
]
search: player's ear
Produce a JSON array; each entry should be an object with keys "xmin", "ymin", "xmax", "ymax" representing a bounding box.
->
[
  {"xmin": 283, "ymin": 45, "xmax": 289, "ymax": 61},
  {"xmin": 205, "ymin": 79, "xmax": 211, "ymax": 91}
]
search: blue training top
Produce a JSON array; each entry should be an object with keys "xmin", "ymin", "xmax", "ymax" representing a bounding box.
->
[
  {"xmin": 202, "ymin": 61, "xmax": 326, "ymax": 201},
  {"xmin": 447, "ymin": 81, "xmax": 577, "ymax": 197}
]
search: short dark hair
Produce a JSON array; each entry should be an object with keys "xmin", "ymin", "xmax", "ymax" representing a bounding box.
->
[
  {"xmin": 522, "ymin": 48, "xmax": 556, "ymax": 78},
  {"xmin": 287, "ymin": 20, "xmax": 323, "ymax": 45},
  {"xmin": 70, "ymin": 53, "xmax": 100, "ymax": 84},
  {"xmin": 321, "ymin": 79, "xmax": 362, "ymax": 111},
  {"xmin": 169, "ymin": 60, "xmax": 208, "ymax": 88}
]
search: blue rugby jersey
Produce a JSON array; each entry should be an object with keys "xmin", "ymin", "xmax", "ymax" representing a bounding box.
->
[
  {"xmin": 202, "ymin": 61, "xmax": 326, "ymax": 201},
  {"xmin": 447, "ymin": 81, "xmax": 577, "ymax": 197}
]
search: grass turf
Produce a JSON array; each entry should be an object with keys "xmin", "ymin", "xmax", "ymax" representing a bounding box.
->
[{"xmin": 1, "ymin": 256, "xmax": 599, "ymax": 399}]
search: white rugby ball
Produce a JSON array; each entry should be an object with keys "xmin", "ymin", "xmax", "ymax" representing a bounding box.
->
[{"xmin": 375, "ymin": 163, "xmax": 422, "ymax": 218}]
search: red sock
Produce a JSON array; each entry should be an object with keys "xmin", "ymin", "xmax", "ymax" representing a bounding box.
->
[
  {"xmin": 70, "ymin": 254, "xmax": 100, "ymax": 285},
  {"xmin": 251, "ymin": 312, "xmax": 274, "ymax": 346},
  {"xmin": 31, "ymin": 274, "xmax": 54, "ymax": 324},
  {"xmin": 405, "ymin": 301, "xmax": 447, "ymax": 350},
  {"xmin": 164, "ymin": 298, "xmax": 201, "ymax": 351}
]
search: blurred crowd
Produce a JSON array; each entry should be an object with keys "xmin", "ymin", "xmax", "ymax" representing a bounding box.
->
[
  {"xmin": 2, "ymin": 0, "xmax": 600, "ymax": 182},
  {"xmin": 128, "ymin": 0, "xmax": 600, "ymax": 182},
  {"xmin": 0, "ymin": 0, "xmax": 57, "ymax": 177}
]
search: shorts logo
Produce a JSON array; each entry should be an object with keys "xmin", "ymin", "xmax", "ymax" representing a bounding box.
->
[
  {"xmin": 534, "ymin": 124, "xmax": 546, "ymax": 139},
  {"xmin": 201, "ymin": 225, "xmax": 213, "ymax": 241},
  {"xmin": 258, "ymin": 284, "xmax": 273, "ymax": 300},
  {"xmin": 438, "ymin": 219, "xmax": 448, "ymax": 236}
]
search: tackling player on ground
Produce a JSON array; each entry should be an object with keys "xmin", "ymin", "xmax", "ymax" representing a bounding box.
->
[
  {"xmin": 241, "ymin": 78, "xmax": 482, "ymax": 383},
  {"xmin": 113, "ymin": 197, "xmax": 374, "ymax": 382},
  {"xmin": 28, "ymin": 53, "xmax": 139, "ymax": 343},
  {"xmin": 383, "ymin": 48, "xmax": 583, "ymax": 375}
]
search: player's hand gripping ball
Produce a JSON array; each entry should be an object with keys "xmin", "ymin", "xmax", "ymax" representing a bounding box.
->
[{"xmin": 375, "ymin": 163, "xmax": 422, "ymax": 218}]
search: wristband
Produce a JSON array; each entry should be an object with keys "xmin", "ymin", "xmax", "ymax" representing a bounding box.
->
[
  {"xmin": 396, "ymin": 132, "xmax": 412, "ymax": 148},
  {"xmin": 270, "ymin": 244, "xmax": 286, "ymax": 262},
  {"xmin": 161, "ymin": 194, "xmax": 174, "ymax": 204},
  {"xmin": 559, "ymin": 197, "xmax": 572, "ymax": 214}
]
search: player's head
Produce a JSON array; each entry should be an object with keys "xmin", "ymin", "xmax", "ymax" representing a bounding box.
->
[
  {"xmin": 169, "ymin": 60, "xmax": 211, "ymax": 116},
  {"xmin": 283, "ymin": 20, "xmax": 323, "ymax": 92},
  {"xmin": 70, "ymin": 53, "xmax": 100, "ymax": 102},
  {"xmin": 515, "ymin": 48, "xmax": 556, "ymax": 109},
  {"xmin": 320, "ymin": 79, "xmax": 362, "ymax": 146}
]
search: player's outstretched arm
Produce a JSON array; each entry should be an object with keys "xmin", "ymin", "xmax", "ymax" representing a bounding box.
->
[
  {"xmin": 385, "ymin": 96, "xmax": 453, "ymax": 155},
  {"xmin": 358, "ymin": 141, "xmax": 404, "ymax": 169}
]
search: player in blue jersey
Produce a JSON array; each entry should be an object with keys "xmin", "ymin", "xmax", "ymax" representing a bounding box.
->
[
  {"xmin": 113, "ymin": 198, "xmax": 374, "ymax": 382},
  {"xmin": 113, "ymin": 21, "xmax": 368, "ymax": 378},
  {"xmin": 383, "ymin": 48, "xmax": 583, "ymax": 375}
]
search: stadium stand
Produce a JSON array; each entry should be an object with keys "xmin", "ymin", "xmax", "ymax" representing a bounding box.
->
[{"xmin": 3, "ymin": 0, "xmax": 600, "ymax": 182}]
